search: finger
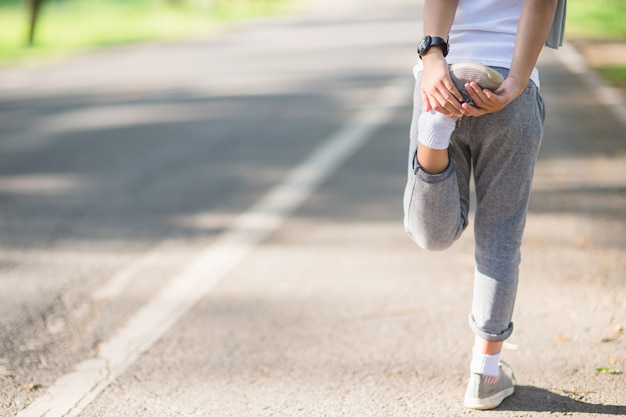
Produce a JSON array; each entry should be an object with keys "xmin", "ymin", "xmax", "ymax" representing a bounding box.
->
[
  {"xmin": 461, "ymin": 102, "xmax": 486, "ymax": 117},
  {"xmin": 478, "ymin": 83, "xmax": 509, "ymax": 107},
  {"xmin": 421, "ymin": 92, "xmax": 432, "ymax": 112},
  {"xmin": 436, "ymin": 86, "xmax": 464, "ymax": 116},
  {"xmin": 482, "ymin": 89, "xmax": 499, "ymax": 102},
  {"xmin": 437, "ymin": 100, "xmax": 464, "ymax": 117},
  {"xmin": 428, "ymin": 93, "xmax": 452, "ymax": 116},
  {"xmin": 443, "ymin": 79, "xmax": 464, "ymax": 103},
  {"xmin": 465, "ymin": 82, "xmax": 489, "ymax": 107}
]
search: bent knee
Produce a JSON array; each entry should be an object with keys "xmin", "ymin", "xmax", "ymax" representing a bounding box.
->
[{"xmin": 404, "ymin": 223, "xmax": 455, "ymax": 252}]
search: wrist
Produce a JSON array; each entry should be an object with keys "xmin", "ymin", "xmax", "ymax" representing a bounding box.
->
[
  {"xmin": 506, "ymin": 74, "xmax": 528, "ymax": 95},
  {"xmin": 421, "ymin": 50, "xmax": 447, "ymax": 70},
  {"xmin": 421, "ymin": 48, "xmax": 446, "ymax": 61}
]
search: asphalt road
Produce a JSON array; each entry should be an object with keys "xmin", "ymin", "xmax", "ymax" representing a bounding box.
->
[{"xmin": 1, "ymin": 0, "xmax": 625, "ymax": 416}]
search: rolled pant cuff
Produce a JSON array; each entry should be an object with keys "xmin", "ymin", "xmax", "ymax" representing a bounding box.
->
[
  {"xmin": 413, "ymin": 150, "xmax": 456, "ymax": 182},
  {"xmin": 468, "ymin": 314, "xmax": 514, "ymax": 342}
]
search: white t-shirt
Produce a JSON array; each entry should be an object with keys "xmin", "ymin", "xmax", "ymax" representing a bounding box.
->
[{"xmin": 446, "ymin": 0, "xmax": 540, "ymax": 88}]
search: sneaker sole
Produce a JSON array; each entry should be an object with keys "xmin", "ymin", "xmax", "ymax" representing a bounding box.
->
[
  {"xmin": 463, "ymin": 386, "xmax": 514, "ymax": 410},
  {"xmin": 450, "ymin": 62, "xmax": 505, "ymax": 91}
]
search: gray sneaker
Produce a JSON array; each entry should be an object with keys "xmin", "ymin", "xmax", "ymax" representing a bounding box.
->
[
  {"xmin": 463, "ymin": 363, "xmax": 515, "ymax": 410},
  {"xmin": 449, "ymin": 61, "xmax": 505, "ymax": 105}
]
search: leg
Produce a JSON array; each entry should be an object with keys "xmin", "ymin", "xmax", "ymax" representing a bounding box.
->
[
  {"xmin": 469, "ymin": 79, "xmax": 545, "ymax": 342},
  {"xmin": 403, "ymin": 71, "xmax": 472, "ymax": 251},
  {"xmin": 417, "ymin": 146, "xmax": 449, "ymax": 175},
  {"xmin": 464, "ymin": 73, "xmax": 545, "ymax": 410}
]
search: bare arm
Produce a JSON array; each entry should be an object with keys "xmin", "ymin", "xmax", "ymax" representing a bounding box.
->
[
  {"xmin": 422, "ymin": 0, "xmax": 457, "ymax": 39},
  {"xmin": 420, "ymin": 0, "xmax": 464, "ymax": 117},
  {"xmin": 463, "ymin": 0, "xmax": 559, "ymax": 116},
  {"xmin": 509, "ymin": 0, "xmax": 560, "ymax": 86}
]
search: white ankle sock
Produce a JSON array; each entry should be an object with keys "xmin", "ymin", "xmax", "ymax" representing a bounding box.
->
[
  {"xmin": 417, "ymin": 110, "xmax": 456, "ymax": 150},
  {"xmin": 470, "ymin": 350, "xmax": 501, "ymax": 377}
]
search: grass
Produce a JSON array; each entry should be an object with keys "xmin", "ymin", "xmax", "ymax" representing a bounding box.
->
[
  {"xmin": 566, "ymin": 0, "xmax": 626, "ymax": 90},
  {"xmin": 599, "ymin": 66, "xmax": 626, "ymax": 89},
  {"xmin": 0, "ymin": 0, "xmax": 294, "ymax": 65},
  {"xmin": 566, "ymin": 0, "xmax": 626, "ymax": 39}
]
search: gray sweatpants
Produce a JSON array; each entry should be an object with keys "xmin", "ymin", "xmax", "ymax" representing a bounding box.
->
[{"xmin": 403, "ymin": 67, "xmax": 546, "ymax": 342}]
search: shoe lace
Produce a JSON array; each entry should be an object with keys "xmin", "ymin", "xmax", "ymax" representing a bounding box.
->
[{"xmin": 499, "ymin": 360, "xmax": 517, "ymax": 385}]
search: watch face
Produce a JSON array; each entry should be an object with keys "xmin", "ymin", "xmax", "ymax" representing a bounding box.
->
[{"xmin": 418, "ymin": 35, "xmax": 431, "ymax": 55}]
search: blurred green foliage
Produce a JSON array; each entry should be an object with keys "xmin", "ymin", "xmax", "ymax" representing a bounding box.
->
[
  {"xmin": 567, "ymin": 0, "xmax": 626, "ymax": 91},
  {"xmin": 599, "ymin": 66, "xmax": 626, "ymax": 89},
  {"xmin": 0, "ymin": 0, "xmax": 293, "ymax": 64},
  {"xmin": 4, "ymin": 0, "xmax": 624, "ymax": 67},
  {"xmin": 567, "ymin": 0, "xmax": 626, "ymax": 39}
]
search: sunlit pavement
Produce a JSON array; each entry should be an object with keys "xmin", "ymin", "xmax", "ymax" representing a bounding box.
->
[{"xmin": 1, "ymin": 0, "xmax": 624, "ymax": 416}]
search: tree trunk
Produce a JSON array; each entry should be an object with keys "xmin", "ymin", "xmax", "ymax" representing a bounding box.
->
[{"xmin": 27, "ymin": 0, "xmax": 43, "ymax": 46}]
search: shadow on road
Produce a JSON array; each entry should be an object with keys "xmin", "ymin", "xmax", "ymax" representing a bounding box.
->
[{"xmin": 500, "ymin": 385, "xmax": 626, "ymax": 415}]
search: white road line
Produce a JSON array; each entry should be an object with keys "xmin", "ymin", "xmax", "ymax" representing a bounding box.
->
[
  {"xmin": 15, "ymin": 76, "xmax": 412, "ymax": 417},
  {"xmin": 557, "ymin": 42, "xmax": 626, "ymax": 127}
]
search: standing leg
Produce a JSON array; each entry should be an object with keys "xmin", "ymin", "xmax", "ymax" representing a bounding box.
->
[
  {"xmin": 464, "ymin": 75, "xmax": 546, "ymax": 409},
  {"xmin": 469, "ymin": 80, "xmax": 545, "ymax": 343}
]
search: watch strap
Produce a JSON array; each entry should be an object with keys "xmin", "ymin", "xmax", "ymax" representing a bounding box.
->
[
  {"xmin": 418, "ymin": 36, "xmax": 449, "ymax": 59},
  {"xmin": 428, "ymin": 36, "xmax": 449, "ymax": 57}
]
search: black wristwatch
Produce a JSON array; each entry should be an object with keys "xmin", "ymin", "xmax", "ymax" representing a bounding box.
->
[{"xmin": 417, "ymin": 35, "xmax": 449, "ymax": 59}]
